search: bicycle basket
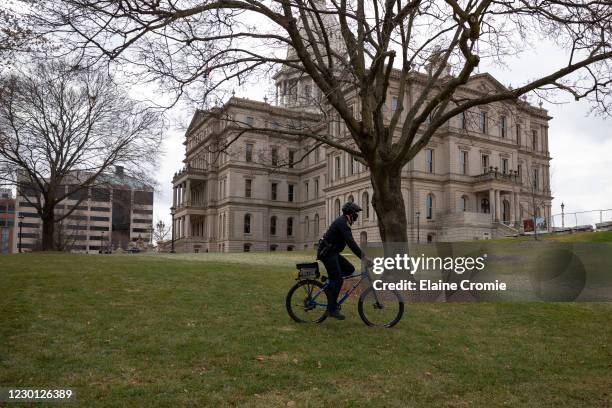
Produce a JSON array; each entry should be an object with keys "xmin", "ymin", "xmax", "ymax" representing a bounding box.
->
[{"xmin": 296, "ymin": 262, "xmax": 320, "ymax": 280}]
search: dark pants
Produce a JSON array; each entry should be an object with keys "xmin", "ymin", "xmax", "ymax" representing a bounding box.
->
[{"xmin": 321, "ymin": 253, "xmax": 355, "ymax": 312}]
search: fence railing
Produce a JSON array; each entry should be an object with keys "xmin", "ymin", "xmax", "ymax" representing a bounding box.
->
[{"xmin": 550, "ymin": 209, "xmax": 612, "ymax": 229}]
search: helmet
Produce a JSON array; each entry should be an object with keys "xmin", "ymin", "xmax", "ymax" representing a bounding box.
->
[{"xmin": 342, "ymin": 202, "xmax": 362, "ymax": 215}]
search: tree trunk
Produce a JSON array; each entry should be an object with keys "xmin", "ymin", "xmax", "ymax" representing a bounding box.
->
[
  {"xmin": 370, "ymin": 164, "xmax": 408, "ymax": 244},
  {"xmin": 41, "ymin": 207, "xmax": 56, "ymax": 251}
]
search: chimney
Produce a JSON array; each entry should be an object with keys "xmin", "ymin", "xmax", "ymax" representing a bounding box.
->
[{"xmin": 115, "ymin": 166, "xmax": 124, "ymax": 176}]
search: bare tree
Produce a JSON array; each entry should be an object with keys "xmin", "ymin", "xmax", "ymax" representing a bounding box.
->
[
  {"xmin": 153, "ymin": 219, "xmax": 171, "ymax": 243},
  {"xmin": 32, "ymin": 0, "xmax": 612, "ymax": 243},
  {"xmin": 0, "ymin": 60, "xmax": 163, "ymax": 250},
  {"xmin": 521, "ymin": 159, "xmax": 550, "ymax": 241}
]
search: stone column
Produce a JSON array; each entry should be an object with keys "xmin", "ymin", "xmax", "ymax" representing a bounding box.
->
[
  {"xmin": 185, "ymin": 214, "xmax": 191, "ymax": 238},
  {"xmin": 495, "ymin": 189, "xmax": 501, "ymax": 222},
  {"xmin": 514, "ymin": 192, "xmax": 521, "ymax": 225},
  {"xmin": 185, "ymin": 180, "xmax": 191, "ymax": 206},
  {"xmin": 172, "ymin": 186, "xmax": 177, "ymax": 207},
  {"xmin": 488, "ymin": 189, "xmax": 495, "ymax": 221}
]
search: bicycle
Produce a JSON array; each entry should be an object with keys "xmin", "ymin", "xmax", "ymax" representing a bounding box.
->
[{"xmin": 285, "ymin": 261, "xmax": 404, "ymax": 327}]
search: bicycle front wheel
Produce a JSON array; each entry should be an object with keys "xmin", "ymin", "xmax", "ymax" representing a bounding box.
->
[
  {"xmin": 358, "ymin": 286, "xmax": 404, "ymax": 327},
  {"xmin": 286, "ymin": 279, "xmax": 329, "ymax": 324}
]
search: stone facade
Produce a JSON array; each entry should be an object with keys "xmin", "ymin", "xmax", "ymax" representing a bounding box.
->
[{"xmin": 171, "ymin": 71, "xmax": 553, "ymax": 252}]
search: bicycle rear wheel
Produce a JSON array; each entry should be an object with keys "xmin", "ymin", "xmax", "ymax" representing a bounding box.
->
[
  {"xmin": 358, "ymin": 286, "xmax": 404, "ymax": 327},
  {"xmin": 286, "ymin": 279, "xmax": 329, "ymax": 323}
]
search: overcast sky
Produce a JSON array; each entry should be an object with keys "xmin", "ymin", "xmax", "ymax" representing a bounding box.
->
[{"xmin": 152, "ymin": 38, "xmax": 612, "ymax": 230}]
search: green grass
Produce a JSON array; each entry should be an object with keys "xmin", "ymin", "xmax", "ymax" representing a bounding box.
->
[{"xmin": 1, "ymin": 251, "xmax": 611, "ymax": 407}]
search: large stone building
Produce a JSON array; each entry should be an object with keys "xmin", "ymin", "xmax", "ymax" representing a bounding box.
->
[
  {"xmin": 0, "ymin": 189, "xmax": 16, "ymax": 253},
  {"xmin": 16, "ymin": 167, "xmax": 154, "ymax": 252},
  {"xmin": 171, "ymin": 70, "xmax": 552, "ymax": 253}
]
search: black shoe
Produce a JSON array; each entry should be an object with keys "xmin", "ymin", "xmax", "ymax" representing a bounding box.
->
[{"xmin": 328, "ymin": 310, "xmax": 346, "ymax": 320}]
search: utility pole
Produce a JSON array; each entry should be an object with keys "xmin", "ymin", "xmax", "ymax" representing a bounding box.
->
[{"xmin": 18, "ymin": 215, "xmax": 24, "ymax": 253}]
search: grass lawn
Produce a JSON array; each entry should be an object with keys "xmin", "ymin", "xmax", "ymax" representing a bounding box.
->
[{"xmin": 1, "ymin": 248, "xmax": 611, "ymax": 407}]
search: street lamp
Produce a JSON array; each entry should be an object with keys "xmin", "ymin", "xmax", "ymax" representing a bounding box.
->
[
  {"xmin": 560, "ymin": 202, "xmax": 565, "ymax": 228},
  {"xmin": 170, "ymin": 208, "xmax": 175, "ymax": 253},
  {"xmin": 415, "ymin": 211, "xmax": 420, "ymax": 244},
  {"xmin": 18, "ymin": 214, "xmax": 24, "ymax": 253}
]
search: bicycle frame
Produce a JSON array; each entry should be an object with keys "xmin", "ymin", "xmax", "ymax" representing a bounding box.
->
[{"xmin": 308, "ymin": 269, "xmax": 371, "ymax": 308}]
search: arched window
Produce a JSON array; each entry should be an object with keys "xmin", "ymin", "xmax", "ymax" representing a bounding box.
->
[
  {"xmin": 287, "ymin": 217, "xmax": 294, "ymax": 236},
  {"xmin": 426, "ymin": 194, "xmax": 434, "ymax": 219},
  {"xmin": 244, "ymin": 213, "xmax": 251, "ymax": 234},
  {"xmin": 362, "ymin": 192, "xmax": 370, "ymax": 219},
  {"xmin": 360, "ymin": 231, "xmax": 368, "ymax": 246},
  {"xmin": 334, "ymin": 199, "xmax": 341, "ymax": 216},
  {"xmin": 314, "ymin": 213, "xmax": 319, "ymax": 236},
  {"xmin": 348, "ymin": 195, "xmax": 354, "ymax": 203},
  {"xmin": 460, "ymin": 195, "xmax": 468, "ymax": 212},
  {"xmin": 270, "ymin": 216, "xmax": 277, "ymax": 235},
  {"xmin": 305, "ymin": 216, "xmax": 310, "ymax": 237}
]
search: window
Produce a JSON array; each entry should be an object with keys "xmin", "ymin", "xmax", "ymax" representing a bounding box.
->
[
  {"xmin": 314, "ymin": 214, "xmax": 319, "ymax": 236},
  {"xmin": 334, "ymin": 156, "xmax": 341, "ymax": 179},
  {"xmin": 334, "ymin": 199, "xmax": 341, "ymax": 216},
  {"xmin": 518, "ymin": 164, "xmax": 522, "ymax": 179},
  {"xmin": 391, "ymin": 96, "xmax": 399, "ymax": 112},
  {"xmin": 304, "ymin": 84, "xmax": 312, "ymax": 100},
  {"xmin": 288, "ymin": 150, "xmax": 295, "ymax": 168},
  {"xmin": 500, "ymin": 116, "xmax": 507, "ymax": 138},
  {"xmin": 245, "ymin": 143, "xmax": 254, "ymax": 162},
  {"xmin": 314, "ymin": 179, "xmax": 319, "ymax": 198},
  {"xmin": 245, "ymin": 179, "xmax": 252, "ymax": 198},
  {"xmin": 246, "ymin": 116, "xmax": 254, "ymax": 126},
  {"xmin": 516, "ymin": 123, "xmax": 521, "ymax": 145},
  {"xmin": 362, "ymin": 192, "xmax": 370, "ymax": 219},
  {"xmin": 350, "ymin": 157, "xmax": 358, "ymax": 175},
  {"xmin": 482, "ymin": 154, "xmax": 489, "ymax": 173},
  {"xmin": 460, "ymin": 196, "xmax": 468, "ymax": 212},
  {"xmin": 502, "ymin": 158, "xmax": 509, "ymax": 174},
  {"xmin": 480, "ymin": 111, "xmax": 487, "ymax": 133},
  {"xmin": 305, "ymin": 216, "xmax": 310, "ymax": 236},
  {"xmin": 425, "ymin": 149, "xmax": 434, "ymax": 173},
  {"xmin": 287, "ymin": 217, "xmax": 294, "ymax": 236},
  {"xmin": 426, "ymin": 194, "xmax": 434, "ymax": 219},
  {"xmin": 271, "ymin": 183, "xmax": 278, "ymax": 200},
  {"xmin": 348, "ymin": 195, "xmax": 354, "ymax": 203},
  {"xmin": 304, "ymin": 182, "xmax": 309, "ymax": 200},
  {"xmin": 270, "ymin": 216, "xmax": 277, "ymax": 235},
  {"xmin": 244, "ymin": 214, "xmax": 251, "ymax": 234},
  {"xmin": 460, "ymin": 111, "xmax": 467, "ymax": 129},
  {"xmin": 271, "ymin": 147, "xmax": 278, "ymax": 166},
  {"xmin": 460, "ymin": 151, "xmax": 468, "ymax": 175},
  {"xmin": 533, "ymin": 168, "xmax": 539, "ymax": 190},
  {"xmin": 243, "ymin": 243, "xmax": 251, "ymax": 252},
  {"xmin": 288, "ymin": 184, "xmax": 294, "ymax": 202},
  {"xmin": 532, "ymin": 130, "xmax": 538, "ymax": 150},
  {"xmin": 270, "ymin": 244, "xmax": 277, "ymax": 251}
]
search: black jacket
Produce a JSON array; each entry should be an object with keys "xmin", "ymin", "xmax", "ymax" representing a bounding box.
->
[{"xmin": 321, "ymin": 215, "xmax": 363, "ymax": 259}]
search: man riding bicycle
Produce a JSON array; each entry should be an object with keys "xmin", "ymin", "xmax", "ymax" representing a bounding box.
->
[{"xmin": 316, "ymin": 201, "xmax": 366, "ymax": 320}]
